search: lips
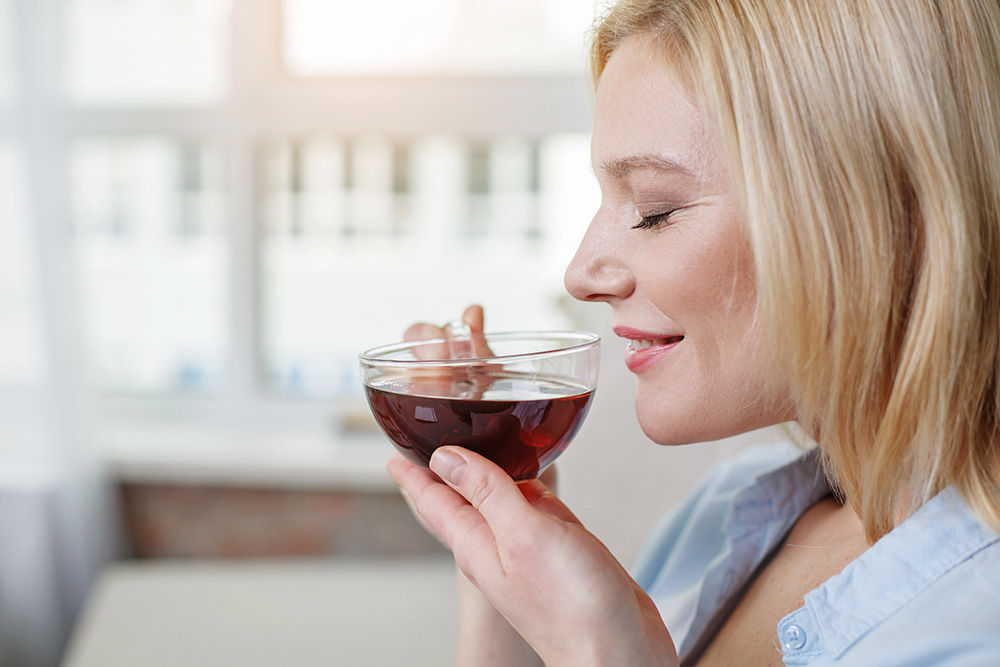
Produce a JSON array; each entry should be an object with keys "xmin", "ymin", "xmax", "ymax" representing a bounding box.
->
[{"xmin": 614, "ymin": 327, "xmax": 684, "ymax": 373}]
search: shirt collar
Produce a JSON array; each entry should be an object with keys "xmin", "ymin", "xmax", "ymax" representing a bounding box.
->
[
  {"xmin": 724, "ymin": 446, "xmax": 830, "ymax": 540},
  {"xmin": 680, "ymin": 448, "xmax": 831, "ymax": 661},
  {"xmin": 797, "ymin": 487, "xmax": 999, "ymax": 659}
]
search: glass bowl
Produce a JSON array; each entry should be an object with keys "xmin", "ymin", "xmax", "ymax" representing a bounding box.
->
[{"xmin": 359, "ymin": 330, "xmax": 600, "ymax": 481}]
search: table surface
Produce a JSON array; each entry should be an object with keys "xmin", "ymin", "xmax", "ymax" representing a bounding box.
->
[{"xmin": 61, "ymin": 558, "xmax": 458, "ymax": 667}]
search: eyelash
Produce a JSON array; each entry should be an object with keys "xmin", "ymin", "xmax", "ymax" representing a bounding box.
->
[{"xmin": 632, "ymin": 208, "xmax": 678, "ymax": 230}]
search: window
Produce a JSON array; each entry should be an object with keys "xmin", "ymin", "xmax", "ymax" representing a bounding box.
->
[
  {"xmin": 258, "ymin": 132, "xmax": 594, "ymax": 398},
  {"xmin": 13, "ymin": 0, "xmax": 600, "ymax": 458},
  {"xmin": 70, "ymin": 136, "xmax": 229, "ymax": 393},
  {"xmin": 283, "ymin": 0, "xmax": 595, "ymax": 76},
  {"xmin": 64, "ymin": 0, "xmax": 230, "ymax": 107}
]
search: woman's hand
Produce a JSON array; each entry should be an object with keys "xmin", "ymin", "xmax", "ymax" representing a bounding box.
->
[
  {"xmin": 398, "ymin": 304, "xmax": 543, "ymax": 665},
  {"xmin": 387, "ymin": 448, "xmax": 678, "ymax": 667},
  {"xmin": 404, "ymin": 304, "xmax": 491, "ymax": 358}
]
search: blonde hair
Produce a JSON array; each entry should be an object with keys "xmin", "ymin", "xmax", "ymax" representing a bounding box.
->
[{"xmin": 591, "ymin": 0, "xmax": 1000, "ymax": 542}]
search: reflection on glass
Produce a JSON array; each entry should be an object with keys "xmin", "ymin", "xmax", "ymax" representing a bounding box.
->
[
  {"xmin": 63, "ymin": 0, "xmax": 230, "ymax": 106},
  {"xmin": 0, "ymin": 0, "xmax": 15, "ymax": 105},
  {"xmin": 70, "ymin": 136, "xmax": 229, "ymax": 394},
  {"xmin": 0, "ymin": 143, "xmax": 47, "ymax": 385},
  {"xmin": 283, "ymin": 0, "xmax": 594, "ymax": 76},
  {"xmin": 259, "ymin": 132, "xmax": 596, "ymax": 399}
]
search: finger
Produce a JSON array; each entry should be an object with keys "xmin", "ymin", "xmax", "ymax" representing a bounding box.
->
[
  {"xmin": 461, "ymin": 305, "xmax": 493, "ymax": 357},
  {"xmin": 521, "ymin": 465, "xmax": 580, "ymax": 522},
  {"xmin": 407, "ymin": 448, "xmax": 578, "ymax": 526},
  {"xmin": 404, "ymin": 322, "xmax": 450, "ymax": 360},
  {"xmin": 428, "ymin": 446, "xmax": 542, "ymax": 538},
  {"xmin": 387, "ymin": 453, "xmax": 500, "ymax": 560},
  {"xmin": 387, "ymin": 453, "xmax": 439, "ymax": 493},
  {"xmin": 462, "ymin": 305, "xmax": 485, "ymax": 333},
  {"xmin": 388, "ymin": 456, "xmax": 448, "ymax": 544},
  {"xmin": 404, "ymin": 322, "xmax": 442, "ymax": 341},
  {"xmin": 399, "ymin": 486, "xmax": 447, "ymax": 544},
  {"xmin": 517, "ymin": 476, "xmax": 582, "ymax": 525},
  {"xmin": 538, "ymin": 463, "xmax": 558, "ymax": 493}
]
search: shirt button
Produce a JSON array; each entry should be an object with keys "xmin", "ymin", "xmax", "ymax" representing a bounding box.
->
[{"xmin": 782, "ymin": 624, "xmax": 807, "ymax": 651}]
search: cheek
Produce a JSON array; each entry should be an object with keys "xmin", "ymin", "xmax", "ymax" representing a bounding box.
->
[
  {"xmin": 651, "ymin": 233, "xmax": 758, "ymax": 349},
  {"xmin": 696, "ymin": 254, "xmax": 764, "ymax": 393},
  {"xmin": 634, "ymin": 236, "xmax": 786, "ymax": 444}
]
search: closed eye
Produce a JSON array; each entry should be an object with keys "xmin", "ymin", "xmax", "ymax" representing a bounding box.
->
[{"xmin": 632, "ymin": 209, "xmax": 678, "ymax": 230}]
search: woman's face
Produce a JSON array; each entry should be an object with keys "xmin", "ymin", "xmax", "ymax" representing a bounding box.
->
[{"xmin": 564, "ymin": 36, "xmax": 794, "ymax": 445}]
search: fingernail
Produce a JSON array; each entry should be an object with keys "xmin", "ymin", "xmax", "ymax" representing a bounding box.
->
[{"xmin": 430, "ymin": 448, "xmax": 467, "ymax": 486}]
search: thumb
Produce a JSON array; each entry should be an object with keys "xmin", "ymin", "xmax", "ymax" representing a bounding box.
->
[{"xmin": 429, "ymin": 446, "xmax": 534, "ymax": 534}]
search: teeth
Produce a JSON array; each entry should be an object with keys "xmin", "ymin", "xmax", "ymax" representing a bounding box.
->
[{"xmin": 628, "ymin": 336, "xmax": 682, "ymax": 351}]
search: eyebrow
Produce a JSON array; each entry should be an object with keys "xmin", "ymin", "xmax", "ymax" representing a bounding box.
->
[{"xmin": 597, "ymin": 154, "xmax": 695, "ymax": 179}]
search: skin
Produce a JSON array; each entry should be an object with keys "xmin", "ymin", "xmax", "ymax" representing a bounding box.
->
[
  {"xmin": 388, "ymin": 36, "xmax": 854, "ymax": 666},
  {"xmin": 564, "ymin": 35, "xmax": 796, "ymax": 444}
]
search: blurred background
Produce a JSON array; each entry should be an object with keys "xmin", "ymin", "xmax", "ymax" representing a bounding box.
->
[{"xmin": 0, "ymin": 1, "xmax": 784, "ymax": 665}]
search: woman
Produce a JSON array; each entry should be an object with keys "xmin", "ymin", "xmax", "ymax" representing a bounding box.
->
[{"xmin": 388, "ymin": 0, "xmax": 1000, "ymax": 664}]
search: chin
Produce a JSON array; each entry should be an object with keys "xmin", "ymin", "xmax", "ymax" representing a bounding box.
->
[
  {"xmin": 634, "ymin": 398, "xmax": 713, "ymax": 446},
  {"xmin": 634, "ymin": 395, "xmax": 777, "ymax": 447},
  {"xmin": 634, "ymin": 369, "xmax": 797, "ymax": 446}
]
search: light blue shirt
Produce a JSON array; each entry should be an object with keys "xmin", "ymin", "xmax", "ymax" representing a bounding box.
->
[{"xmin": 632, "ymin": 444, "xmax": 1000, "ymax": 666}]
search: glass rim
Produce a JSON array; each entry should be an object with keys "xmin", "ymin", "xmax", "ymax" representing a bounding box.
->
[{"xmin": 358, "ymin": 330, "xmax": 600, "ymax": 368}]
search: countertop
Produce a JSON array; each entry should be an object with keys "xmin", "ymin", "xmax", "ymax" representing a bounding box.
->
[{"xmin": 61, "ymin": 558, "xmax": 458, "ymax": 667}]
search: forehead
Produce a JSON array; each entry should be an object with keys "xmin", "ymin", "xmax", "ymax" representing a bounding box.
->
[{"xmin": 592, "ymin": 35, "xmax": 711, "ymax": 178}]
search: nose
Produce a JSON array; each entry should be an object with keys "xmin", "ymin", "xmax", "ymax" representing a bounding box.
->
[{"xmin": 564, "ymin": 212, "xmax": 635, "ymax": 303}]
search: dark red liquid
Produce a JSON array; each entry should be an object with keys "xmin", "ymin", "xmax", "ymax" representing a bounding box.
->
[{"xmin": 366, "ymin": 381, "xmax": 594, "ymax": 481}]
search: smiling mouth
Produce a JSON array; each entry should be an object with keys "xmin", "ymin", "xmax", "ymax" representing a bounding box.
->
[{"xmin": 627, "ymin": 336, "xmax": 684, "ymax": 351}]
